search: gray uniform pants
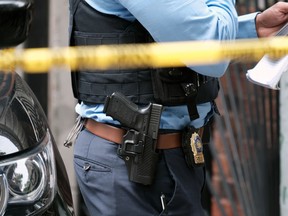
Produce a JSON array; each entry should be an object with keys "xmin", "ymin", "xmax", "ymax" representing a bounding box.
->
[{"xmin": 74, "ymin": 128, "xmax": 206, "ymax": 216}]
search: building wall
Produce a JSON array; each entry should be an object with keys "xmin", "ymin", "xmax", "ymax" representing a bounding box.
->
[{"xmin": 48, "ymin": 0, "xmax": 79, "ymax": 214}]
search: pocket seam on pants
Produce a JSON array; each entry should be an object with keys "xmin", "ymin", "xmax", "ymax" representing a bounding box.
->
[{"xmin": 74, "ymin": 155, "xmax": 112, "ymax": 172}]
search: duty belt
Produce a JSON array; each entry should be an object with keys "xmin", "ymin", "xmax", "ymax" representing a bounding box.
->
[{"xmin": 84, "ymin": 119, "xmax": 204, "ymax": 149}]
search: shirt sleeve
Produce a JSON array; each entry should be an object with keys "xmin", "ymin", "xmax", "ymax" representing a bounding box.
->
[
  {"xmin": 117, "ymin": 0, "xmax": 238, "ymax": 42},
  {"xmin": 237, "ymin": 12, "xmax": 259, "ymax": 39},
  {"xmin": 115, "ymin": 0, "xmax": 238, "ymax": 77}
]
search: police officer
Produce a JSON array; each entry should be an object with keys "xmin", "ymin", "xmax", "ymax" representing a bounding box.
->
[{"xmin": 67, "ymin": 1, "xmax": 288, "ymax": 215}]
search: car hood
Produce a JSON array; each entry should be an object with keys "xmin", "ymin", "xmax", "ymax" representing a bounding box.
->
[{"xmin": 0, "ymin": 72, "xmax": 47, "ymax": 156}]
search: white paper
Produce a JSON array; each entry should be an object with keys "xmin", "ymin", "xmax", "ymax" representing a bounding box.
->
[
  {"xmin": 246, "ymin": 55, "xmax": 288, "ymax": 90},
  {"xmin": 246, "ymin": 22, "xmax": 288, "ymax": 90}
]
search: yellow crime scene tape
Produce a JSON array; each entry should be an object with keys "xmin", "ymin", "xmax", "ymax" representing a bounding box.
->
[{"xmin": 0, "ymin": 36, "xmax": 288, "ymax": 73}]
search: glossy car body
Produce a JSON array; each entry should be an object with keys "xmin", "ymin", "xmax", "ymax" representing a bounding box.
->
[
  {"xmin": 0, "ymin": 73, "xmax": 74, "ymax": 216},
  {"xmin": 0, "ymin": 0, "xmax": 74, "ymax": 215}
]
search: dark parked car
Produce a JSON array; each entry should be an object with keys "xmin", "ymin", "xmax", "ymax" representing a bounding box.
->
[{"xmin": 0, "ymin": 0, "xmax": 74, "ymax": 215}]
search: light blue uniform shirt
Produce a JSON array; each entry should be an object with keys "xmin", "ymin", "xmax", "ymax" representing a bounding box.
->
[{"xmin": 76, "ymin": 0, "xmax": 259, "ymax": 130}]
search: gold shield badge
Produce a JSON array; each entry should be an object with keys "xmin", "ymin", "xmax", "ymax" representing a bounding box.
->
[{"xmin": 190, "ymin": 132, "xmax": 205, "ymax": 164}]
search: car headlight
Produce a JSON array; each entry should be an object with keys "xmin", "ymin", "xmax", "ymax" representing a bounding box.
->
[{"xmin": 0, "ymin": 131, "xmax": 56, "ymax": 215}]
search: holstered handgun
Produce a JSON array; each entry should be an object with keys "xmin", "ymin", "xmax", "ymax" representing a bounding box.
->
[{"xmin": 103, "ymin": 92, "xmax": 163, "ymax": 185}]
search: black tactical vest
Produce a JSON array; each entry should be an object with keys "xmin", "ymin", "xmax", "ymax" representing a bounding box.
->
[{"xmin": 69, "ymin": 0, "xmax": 219, "ymax": 120}]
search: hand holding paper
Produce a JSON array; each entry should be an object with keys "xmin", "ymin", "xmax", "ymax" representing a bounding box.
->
[
  {"xmin": 246, "ymin": 22, "xmax": 288, "ymax": 90},
  {"xmin": 246, "ymin": 55, "xmax": 288, "ymax": 90}
]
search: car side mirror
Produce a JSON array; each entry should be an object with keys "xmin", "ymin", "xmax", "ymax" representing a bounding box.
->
[{"xmin": 0, "ymin": 0, "xmax": 33, "ymax": 48}]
